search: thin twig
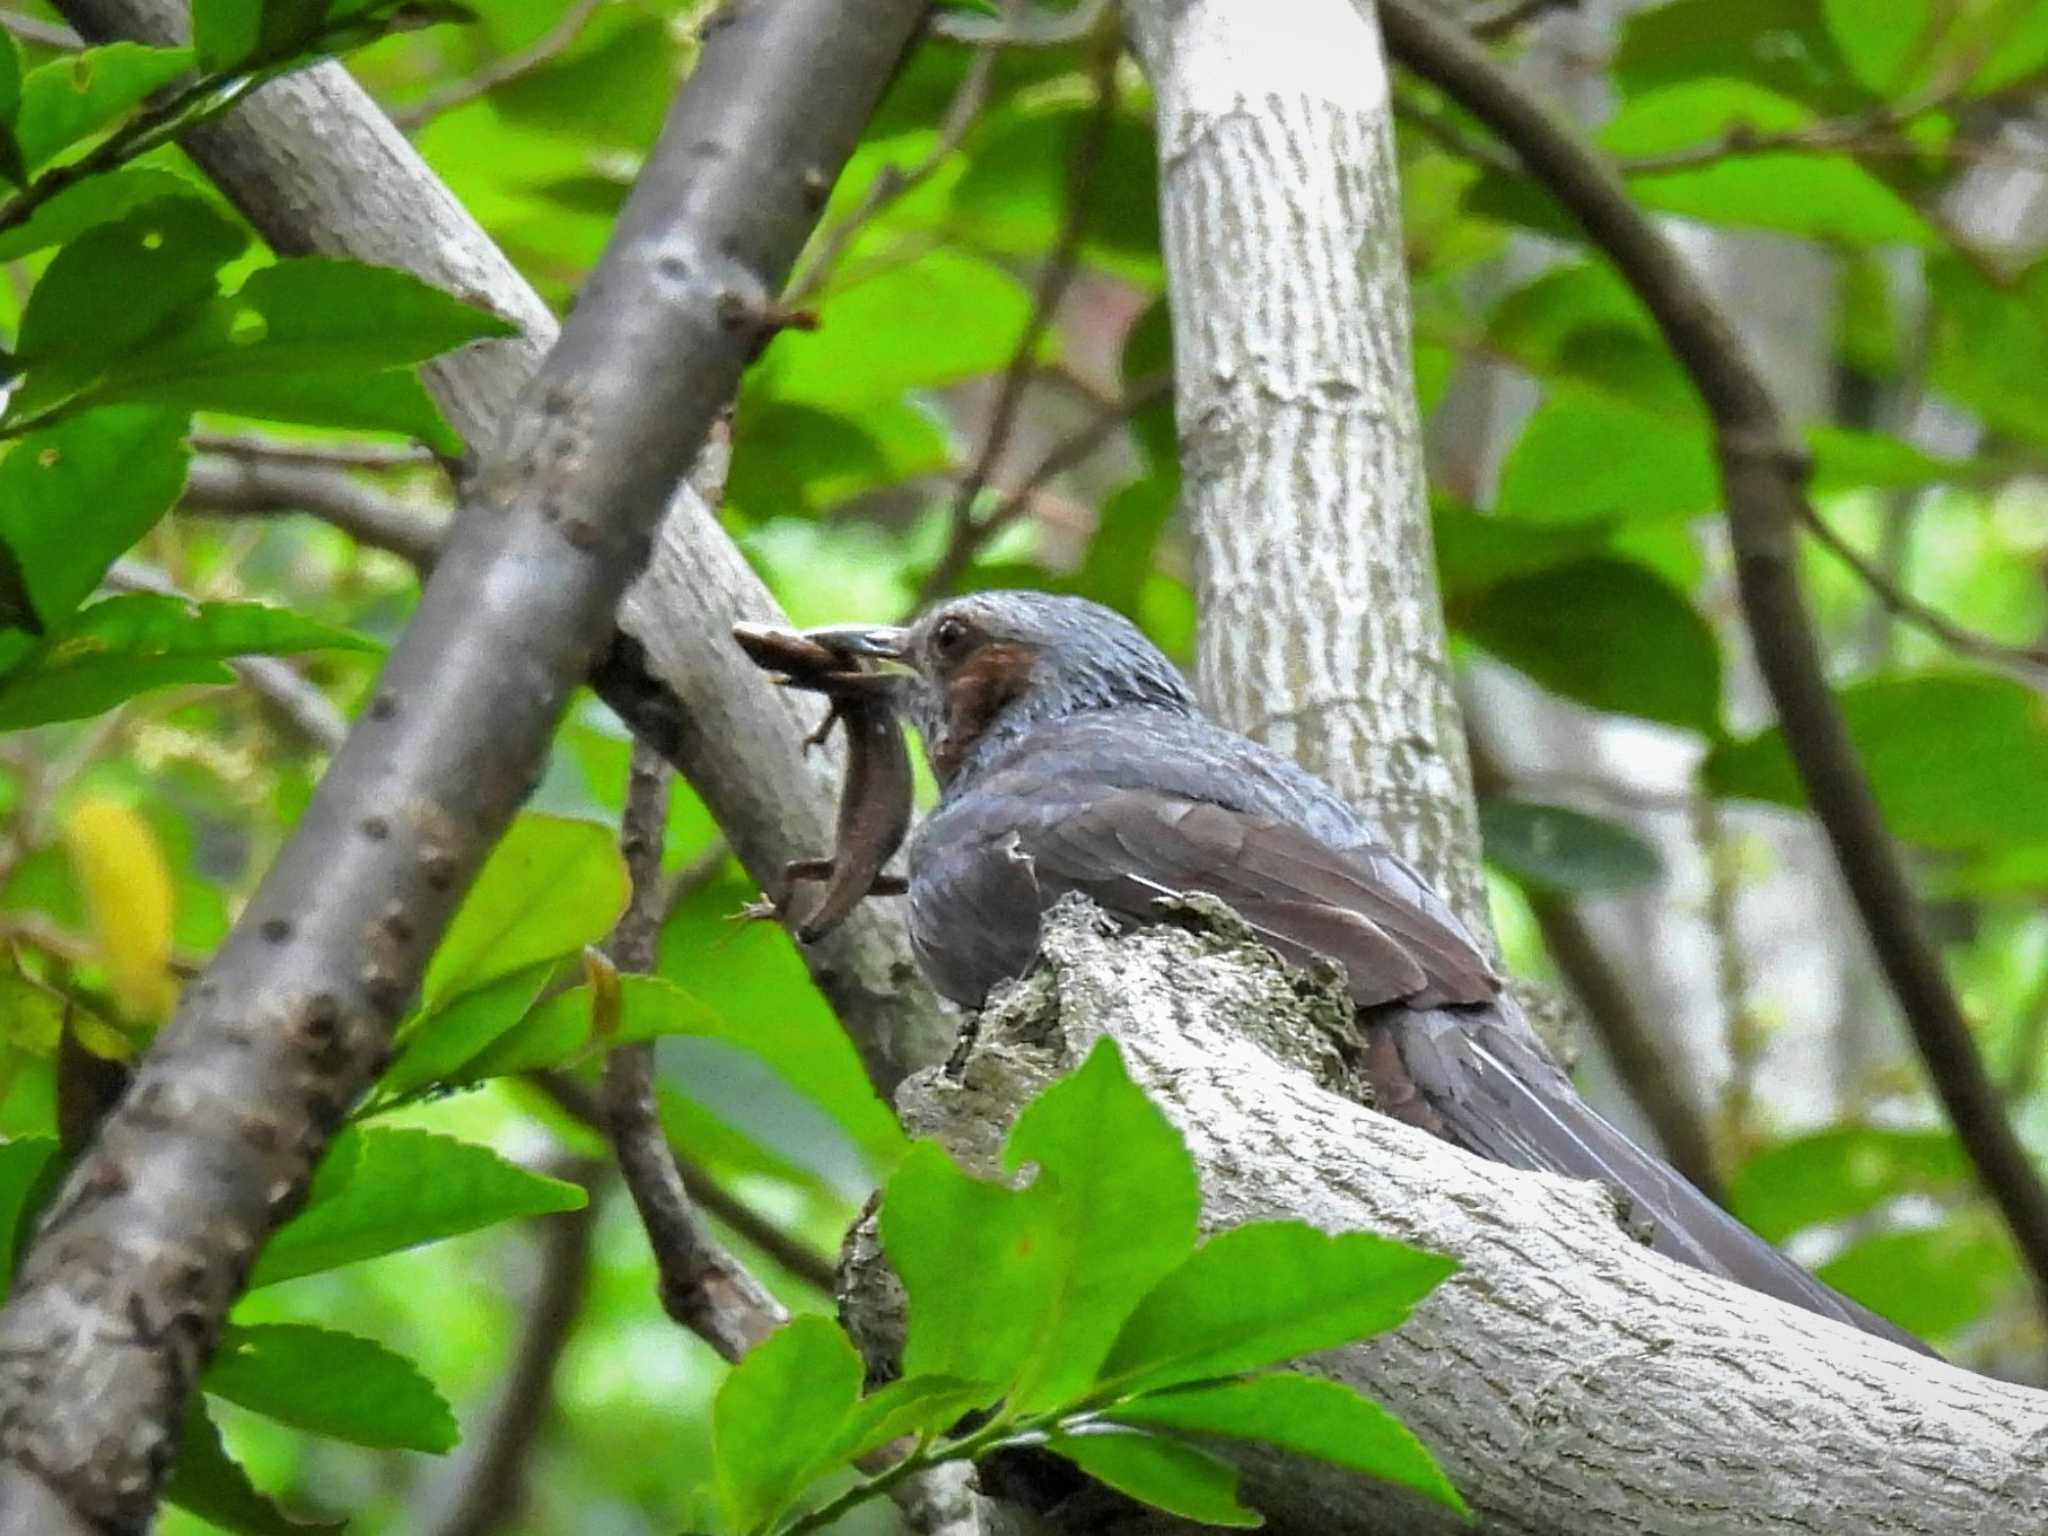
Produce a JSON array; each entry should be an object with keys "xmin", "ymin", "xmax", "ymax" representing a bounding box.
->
[
  {"xmin": 535, "ymin": 1069, "xmax": 838, "ymax": 1293},
  {"xmin": 181, "ymin": 455, "xmax": 450, "ymax": 571},
  {"xmin": 191, "ymin": 431, "xmax": 436, "ymax": 469},
  {"xmin": 603, "ymin": 742, "xmax": 785, "ymax": 1363},
  {"xmin": 1381, "ymin": 0, "xmax": 2048, "ymax": 1313},
  {"xmin": 920, "ymin": 39, "xmax": 1121, "ymax": 605},
  {"xmin": 1464, "ymin": 0, "xmax": 1576, "ymax": 43},
  {"xmin": 782, "ymin": 11, "xmax": 1009, "ymax": 307},
  {"xmin": 427, "ymin": 1160, "xmax": 603, "ymax": 1536},
  {"xmin": 1694, "ymin": 797, "xmax": 1766, "ymax": 1161},
  {"xmin": 914, "ymin": 370, "xmax": 1170, "ymax": 606},
  {"xmin": 391, "ymin": 0, "xmax": 610, "ymax": 131},
  {"xmin": 1801, "ymin": 505, "xmax": 2048, "ymax": 680}
]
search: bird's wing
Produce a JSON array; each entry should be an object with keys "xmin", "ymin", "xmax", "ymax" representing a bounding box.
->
[{"xmin": 1017, "ymin": 787, "xmax": 1501, "ymax": 1009}]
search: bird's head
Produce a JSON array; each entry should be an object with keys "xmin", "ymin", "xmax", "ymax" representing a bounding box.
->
[{"xmin": 803, "ymin": 591, "xmax": 1193, "ymax": 788}]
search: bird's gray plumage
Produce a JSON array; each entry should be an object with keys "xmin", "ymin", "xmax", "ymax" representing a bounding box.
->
[{"xmin": 882, "ymin": 592, "xmax": 1927, "ymax": 1352}]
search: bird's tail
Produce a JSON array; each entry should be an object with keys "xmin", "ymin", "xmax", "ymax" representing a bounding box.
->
[{"xmin": 1391, "ymin": 1001, "xmax": 1933, "ymax": 1354}]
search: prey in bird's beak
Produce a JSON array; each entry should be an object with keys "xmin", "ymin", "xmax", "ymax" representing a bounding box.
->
[{"xmin": 794, "ymin": 623, "xmax": 910, "ymax": 663}]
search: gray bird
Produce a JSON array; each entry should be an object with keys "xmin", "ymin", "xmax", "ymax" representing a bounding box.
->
[{"xmin": 810, "ymin": 589, "xmax": 1927, "ymax": 1352}]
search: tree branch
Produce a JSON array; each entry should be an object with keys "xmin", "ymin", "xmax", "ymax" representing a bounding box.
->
[
  {"xmin": 54, "ymin": 0, "xmax": 954, "ymax": 1095},
  {"xmin": 850, "ymin": 903, "xmax": 2047, "ymax": 1536},
  {"xmin": 0, "ymin": 3, "xmax": 928, "ymax": 1526},
  {"xmin": 1375, "ymin": 0, "xmax": 2048, "ymax": 1316},
  {"xmin": 181, "ymin": 454, "xmax": 449, "ymax": 572},
  {"xmin": 604, "ymin": 743, "xmax": 784, "ymax": 1363},
  {"xmin": 105, "ymin": 558, "xmax": 351, "ymax": 754}
]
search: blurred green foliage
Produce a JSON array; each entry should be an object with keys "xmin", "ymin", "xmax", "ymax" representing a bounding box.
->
[{"xmin": 0, "ymin": 0, "xmax": 2040, "ymax": 1530}]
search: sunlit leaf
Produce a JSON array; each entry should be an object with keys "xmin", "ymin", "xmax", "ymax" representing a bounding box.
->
[
  {"xmin": 1109, "ymin": 1373, "xmax": 1463, "ymax": 1513},
  {"xmin": 16, "ymin": 44, "xmax": 196, "ymax": 169},
  {"xmin": 1045, "ymin": 1427, "xmax": 1259, "ymax": 1527},
  {"xmin": 207, "ymin": 1323, "xmax": 458, "ymax": 1453},
  {"xmin": 1098, "ymin": 1223, "xmax": 1455, "ymax": 1396},
  {"xmin": 1731, "ymin": 1127, "xmax": 1970, "ymax": 1243},
  {"xmin": 0, "ymin": 407, "xmax": 189, "ymax": 633},
  {"xmin": 423, "ymin": 813, "xmax": 628, "ymax": 1009},
  {"xmin": 711, "ymin": 1314, "xmax": 863, "ymax": 1533},
  {"xmin": 251, "ymin": 1127, "xmax": 586, "ymax": 1286}
]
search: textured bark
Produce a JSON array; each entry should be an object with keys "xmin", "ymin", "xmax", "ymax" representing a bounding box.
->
[
  {"xmin": 0, "ymin": 4, "xmax": 928, "ymax": 1529},
  {"xmin": 56, "ymin": 0, "xmax": 954, "ymax": 1094},
  {"xmin": 857, "ymin": 901, "xmax": 2048, "ymax": 1536},
  {"xmin": 1122, "ymin": 0, "xmax": 1488, "ymax": 936}
]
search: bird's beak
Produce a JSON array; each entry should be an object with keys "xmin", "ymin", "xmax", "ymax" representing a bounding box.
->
[{"xmin": 799, "ymin": 623, "xmax": 911, "ymax": 662}]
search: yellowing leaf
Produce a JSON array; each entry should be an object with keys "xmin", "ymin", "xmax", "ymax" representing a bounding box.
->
[{"xmin": 60, "ymin": 794, "xmax": 176, "ymax": 1026}]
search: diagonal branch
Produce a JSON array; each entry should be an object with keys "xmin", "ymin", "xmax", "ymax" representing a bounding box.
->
[
  {"xmin": 1375, "ymin": 0, "xmax": 2048, "ymax": 1313},
  {"xmin": 0, "ymin": 2, "xmax": 928, "ymax": 1527}
]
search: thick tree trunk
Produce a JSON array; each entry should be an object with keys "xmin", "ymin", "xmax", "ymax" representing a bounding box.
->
[
  {"xmin": 1123, "ymin": 0, "xmax": 1489, "ymax": 936},
  {"xmin": 856, "ymin": 901, "xmax": 2048, "ymax": 1536}
]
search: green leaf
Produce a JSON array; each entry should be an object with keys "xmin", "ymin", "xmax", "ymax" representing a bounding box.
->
[
  {"xmin": 0, "ymin": 165, "xmax": 203, "ymax": 263},
  {"xmin": 950, "ymin": 103, "xmax": 1161, "ymax": 273},
  {"xmin": 1455, "ymin": 558, "xmax": 1723, "ymax": 734},
  {"xmin": 164, "ymin": 1398, "xmax": 341, "ymax": 1536},
  {"xmin": 1109, "ymin": 1373, "xmax": 1463, "ymax": 1513},
  {"xmin": 13, "ymin": 197, "xmax": 245, "ymax": 387},
  {"xmin": 711, "ymin": 1314, "xmax": 864, "ymax": 1533},
  {"xmin": 1045, "ymin": 1427, "xmax": 1260, "ymax": 1527},
  {"xmin": 1496, "ymin": 393, "xmax": 1717, "ymax": 525},
  {"xmin": 1926, "ymin": 254, "xmax": 2048, "ymax": 449},
  {"xmin": 1703, "ymin": 673, "xmax": 2048, "ymax": 849},
  {"xmin": 0, "ymin": 595, "xmax": 373, "ymax": 731},
  {"xmin": 1822, "ymin": 0, "xmax": 1927, "ymax": 94},
  {"xmin": 1630, "ymin": 156, "xmax": 1931, "ymax": 247},
  {"xmin": 423, "ymin": 813, "xmax": 628, "ymax": 1008},
  {"xmin": 1807, "ymin": 426, "xmax": 1969, "ymax": 494},
  {"xmin": 1000, "ymin": 1037, "xmax": 1202, "ymax": 1412},
  {"xmin": 0, "ymin": 1137, "xmax": 58, "ymax": 1294},
  {"xmin": 16, "ymin": 44, "xmax": 197, "ymax": 170},
  {"xmin": 489, "ymin": 14, "xmax": 682, "ymax": 150},
  {"xmin": 1730, "ymin": 1127, "xmax": 1970, "ymax": 1244},
  {"xmin": 1815, "ymin": 1221, "xmax": 2016, "ymax": 1338},
  {"xmin": 0, "ymin": 406, "xmax": 189, "ymax": 631},
  {"xmin": 251, "ymin": 1127, "xmax": 586, "ymax": 1286},
  {"xmin": 192, "ymin": 0, "xmax": 264, "ymax": 72},
  {"xmin": 1614, "ymin": 0, "xmax": 1866, "ymax": 106},
  {"xmin": 830, "ymin": 1374, "xmax": 990, "ymax": 1464},
  {"xmin": 761, "ymin": 249, "xmax": 1034, "ymax": 409},
  {"xmin": 880, "ymin": 1140, "xmax": 1056, "ymax": 1392},
  {"xmin": 378, "ymin": 959, "xmax": 557, "ymax": 1102},
  {"xmin": 1098, "ymin": 1223, "xmax": 1455, "ymax": 1396},
  {"xmin": 206, "ymin": 1323, "xmax": 457, "ymax": 1452},
  {"xmin": 726, "ymin": 397, "xmax": 949, "ymax": 522},
  {"xmin": 1480, "ymin": 798, "xmax": 1662, "ymax": 894},
  {"xmin": 21, "ymin": 256, "xmax": 517, "ymax": 450},
  {"xmin": 455, "ymin": 971, "xmax": 724, "ymax": 1083}
]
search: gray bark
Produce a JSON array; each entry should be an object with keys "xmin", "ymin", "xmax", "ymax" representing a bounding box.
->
[
  {"xmin": 56, "ymin": 0, "xmax": 954, "ymax": 1094},
  {"xmin": 857, "ymin": 901, "xmax": 2048, "ymax": 1536},
  {"xmin": 1123, "ymin": 0, "xmax": 1489, "ymax": 937},
  {"xmin": 0, "ymin": 3, "xmax": 929, "ymax": 1528}
]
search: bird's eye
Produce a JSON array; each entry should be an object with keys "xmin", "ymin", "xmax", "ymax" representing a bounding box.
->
[{"xmin": 930, "ymin": 615, "xmax": 971, "ymax": 661}]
